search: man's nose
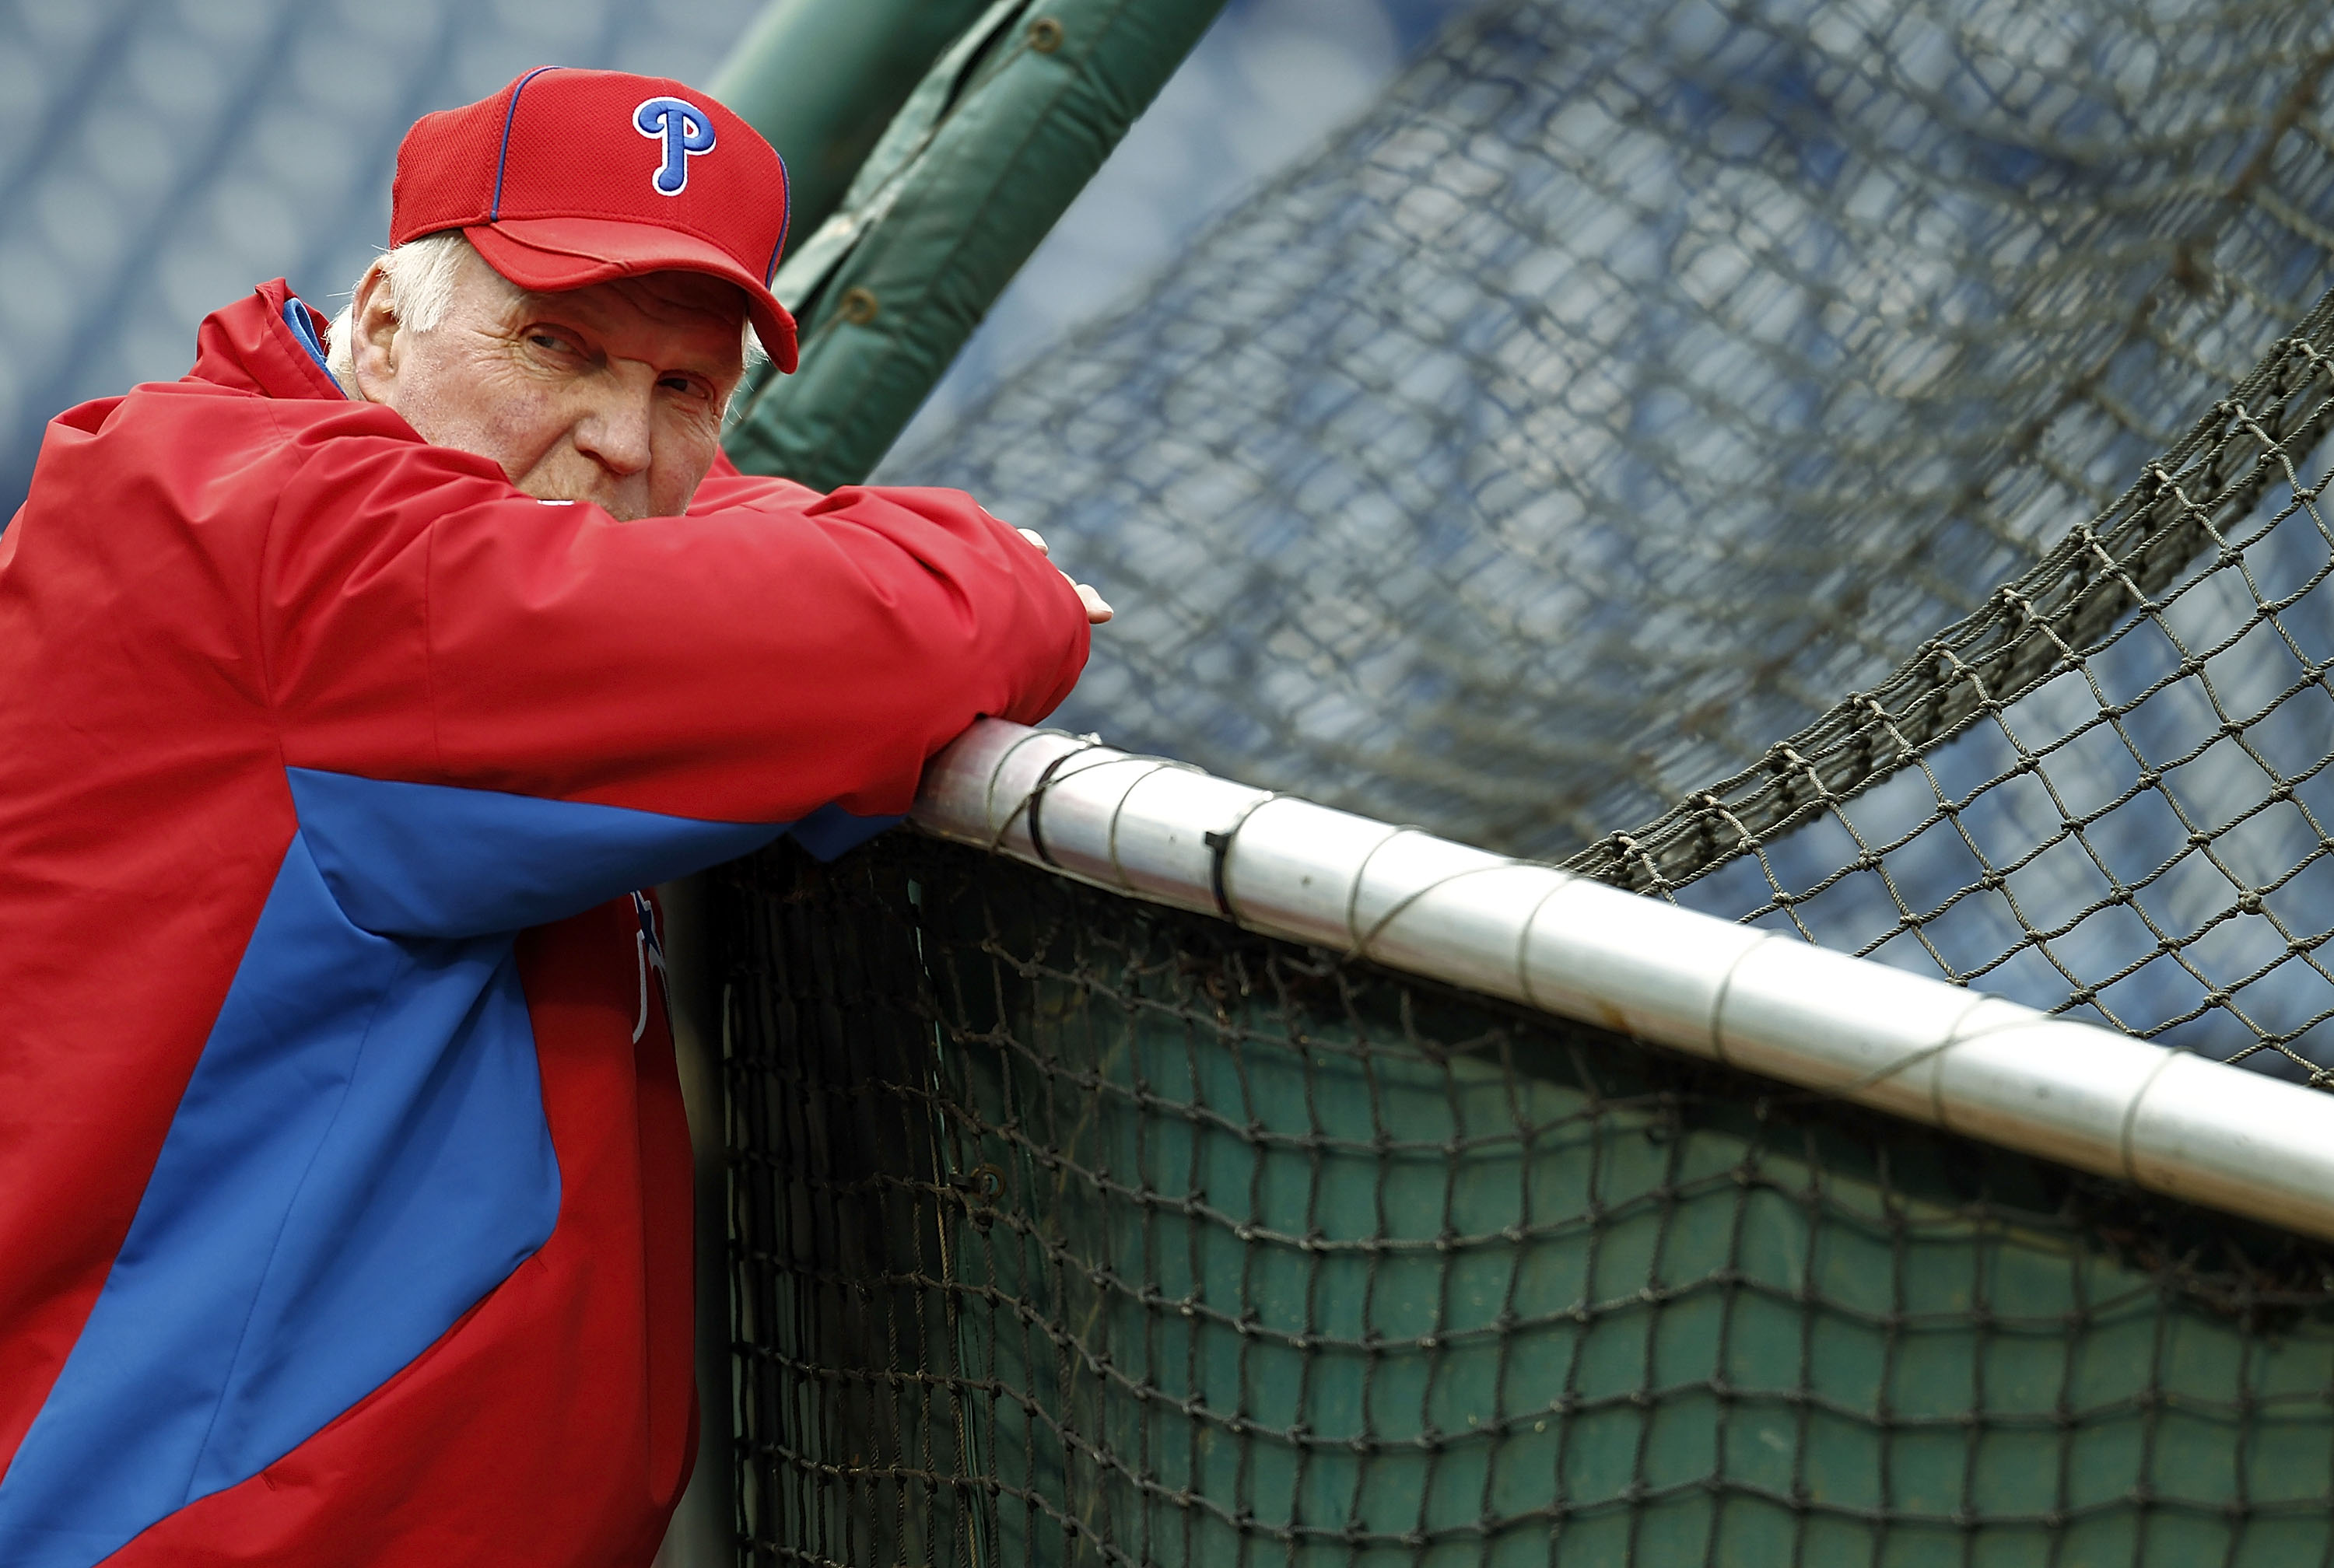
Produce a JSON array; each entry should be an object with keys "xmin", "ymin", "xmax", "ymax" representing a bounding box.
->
[{"xmin": 571, "ymin": 385, "xmax": 654, "ymax": 478}]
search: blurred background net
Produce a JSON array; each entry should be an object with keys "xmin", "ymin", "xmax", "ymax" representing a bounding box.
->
[
  {"xmin": 723, "ymin": 836, "xmax": 2334, "ymax": 1566},
  {"xmin": 882, "ymin": 0, "xmax": 2334, "ymax": 1072}
]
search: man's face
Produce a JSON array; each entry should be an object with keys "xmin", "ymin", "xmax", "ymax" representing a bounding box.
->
[{"xmin": 350, "ymin": 243, "xmax": 748, "ymax": 521}]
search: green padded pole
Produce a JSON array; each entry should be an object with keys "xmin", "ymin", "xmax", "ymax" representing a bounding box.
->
[
  {"xmin": 708, "ymin": 0, "xmax": 994, "ymax": 243},
  {"xmin": 723, "ymin": 0, "xmax": 1232, "ymax": 492}
]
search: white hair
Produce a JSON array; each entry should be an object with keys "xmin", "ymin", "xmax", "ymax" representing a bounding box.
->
[
  {"xmin": 324, "ymin": 230, "xmax": 765, "ymax": 397},
  {"xmin": 324, "ymin": 233, "xmax": 467, "ymax": 394}
]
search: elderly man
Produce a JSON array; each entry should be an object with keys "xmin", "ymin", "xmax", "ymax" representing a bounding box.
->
[{"xmin": 0, "ymin": 68, "xmax": 1098, "ymax": 1567}]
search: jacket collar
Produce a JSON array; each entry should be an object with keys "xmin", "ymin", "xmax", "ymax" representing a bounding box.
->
[{"xmin": 186, "ymin": 279, "xmax": 350, "ymax": 404}]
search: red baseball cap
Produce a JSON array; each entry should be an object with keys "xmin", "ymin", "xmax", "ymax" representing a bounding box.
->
[{"xmin": 391, "ymin": 67, "xmax": 798, "ymax": 373}]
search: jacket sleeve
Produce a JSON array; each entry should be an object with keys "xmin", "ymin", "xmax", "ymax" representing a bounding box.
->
[{"xmin": 257, "ymin": 407, "xmax": 1087, "ymax": 931}]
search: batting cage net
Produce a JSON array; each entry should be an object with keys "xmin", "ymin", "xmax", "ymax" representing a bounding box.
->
[
  {"xmin": 720, "ymin": 837, "xmax": 2334, "ymax": 1566},
  {"xmin": 717, "ymin": 0, "xmax": 2334, "ymax": 1559},
  {"xmin": 878, "ymin": 0, "xmax": 2334, "ymax": 1074}
]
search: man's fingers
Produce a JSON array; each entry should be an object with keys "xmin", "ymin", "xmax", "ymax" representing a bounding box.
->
[{"xmin": 1018, "ymin": 528, "xmax": 1106, "ymax": 621}]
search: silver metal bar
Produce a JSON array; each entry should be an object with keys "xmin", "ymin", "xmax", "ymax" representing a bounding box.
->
[{"xmin": 910, "ymin": 719, "xmax": 2334, "ymax": 1244}]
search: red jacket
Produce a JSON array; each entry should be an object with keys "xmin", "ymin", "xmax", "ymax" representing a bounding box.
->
[{"xmin": 0, "ymin": 279, "xmax": 1087, "ymax": 1566}]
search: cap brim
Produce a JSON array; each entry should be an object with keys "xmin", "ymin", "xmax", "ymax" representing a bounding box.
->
[{"xmin": 466, "ymin": 216, "xmax": 798, "ymax": 373}]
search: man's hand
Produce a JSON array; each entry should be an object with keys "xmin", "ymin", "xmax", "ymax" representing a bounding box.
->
[{"xmin": 1018, "ymin": 528, "xmax": 1113, "ymax": 624}]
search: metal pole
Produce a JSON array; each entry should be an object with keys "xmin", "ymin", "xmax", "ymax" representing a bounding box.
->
[{"xmin": 914, "ymin": 719, "xmax": 2334, "ymax": 1245}]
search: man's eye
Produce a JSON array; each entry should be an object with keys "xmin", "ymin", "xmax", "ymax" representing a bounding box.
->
[
  {"xmin": 528, "ymin": 332, "xmax": 573, "ymax": 353},
  {"xmin": 660, "ymin": 375, "xmax": 706, "ymax": 397}
]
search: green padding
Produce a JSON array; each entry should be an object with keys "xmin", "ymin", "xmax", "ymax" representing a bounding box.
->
[
  {"xmin": 724, "ymin": 838, "xmax": 2334, "ymax": 1565},
  {"xmin": 709, "ymin": 0, "xmax": 993, "ymax": 244},
  {"xmin": 721, "ymin": 0, "xmax": 1229, "ymax": 492}
]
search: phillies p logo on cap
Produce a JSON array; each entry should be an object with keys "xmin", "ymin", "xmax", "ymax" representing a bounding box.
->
[
  {"xmin": 633, "ymin": 96, "xmax": 717, "ymax": 196},
  {"xmin": 389, "ymin": 68, "xmax": 799, "ymax": 372}
]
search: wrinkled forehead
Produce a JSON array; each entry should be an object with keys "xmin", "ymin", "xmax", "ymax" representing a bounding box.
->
[{"xmin": 455, "ymin": 259, "xmax": 753, "ymax": 369}]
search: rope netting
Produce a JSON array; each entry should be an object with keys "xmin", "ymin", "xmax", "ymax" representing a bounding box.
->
[
  {"xmin": 880, "ymin": 0, "xmax": 2334, "ymax": 1069},
  {"xmin": 1586, "ymin": 302, "xmax": 2334, "ymax": 1075},
  {"xmin": 721, "ymin": 837, "xmax": 2334, "ymax": 1566}
]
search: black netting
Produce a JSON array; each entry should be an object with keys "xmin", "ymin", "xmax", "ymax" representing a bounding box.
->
[
  {"xmin": 1576, "ymin": 304, "xmax": 2334, "ymax": 1073},
  {"xmin": 722, "ymin": 835, "xmax": 2334, "ymax": 1566},
  {"xmin": 889, "ymin": 0, "xmax": 2334, "ymax": 859},
  {"xmin": 881, "ymin": 0, "xmax": 2334, "ymax": 1072}
]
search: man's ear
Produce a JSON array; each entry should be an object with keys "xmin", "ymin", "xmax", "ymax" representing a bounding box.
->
[{"xmin": 349, "ymin": 262, "xmax": 401, "ymax": 403}]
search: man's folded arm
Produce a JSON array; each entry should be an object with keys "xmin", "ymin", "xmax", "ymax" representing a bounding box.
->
[{"xmin": 261, "ymin": 415, "xmax": 1092, "ymax": 832}]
